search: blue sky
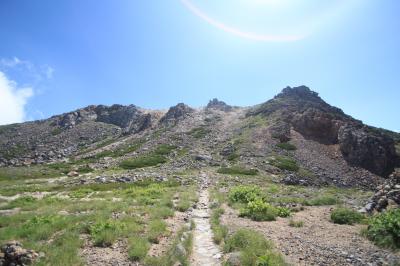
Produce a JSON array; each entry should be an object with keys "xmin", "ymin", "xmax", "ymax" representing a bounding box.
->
[{"xmin": 0, "ymin": 0, "xmax": 399, "ymax": 131}]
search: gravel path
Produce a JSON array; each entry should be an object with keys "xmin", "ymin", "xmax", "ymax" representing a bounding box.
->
[{"xmin": 191, "ymin": 179, "xmax": 222, "ymax": 266}]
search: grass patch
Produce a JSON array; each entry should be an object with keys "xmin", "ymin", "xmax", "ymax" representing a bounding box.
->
[
  {"xmin": 217, "ymin": 166, "xmax": 258, "ymax": 176},
  {"xmin": 289, "ymin": 219, "xmax": 304, "ymax": 227},
  {"xmin": 94, "ymin": 141, "xmax": 143, "ymax": 159},
  {"xmin": 363, "ymin": 208, "xmax": 400, "ymax": 249},
  {"xmin": 330, "ymin": 207, "xmax": 364, "ymax": 225},
  {"xmin": 276, "ymin": 142, "xmax": 297, "ymax": 151},
  {"xmin": 305, "ymin": 196, "xmax": 339, "ymax": 206},
  {"xmin": 147, "ymin": 219, "xmax": 168, "ymax": 243},
  {"xmin": 128, "ymin": 236, "xmax": 150, "ymax": 261},
  {"xmin": 35, "ymin": 231, "xmax": 84, "ymax": 266},
  {"xmin": 269, "ymin": 156, "xmax": 299, "ymax": 172},
  {"xmin": 224, "ymin": 229, "xmax": 287, "ymax": 266},
  {"xmin": 120, "ymin": 155, "xmax": 167, "ymax": 169},
  {"xmin": 210, "ymin": 208, "xmax": 228, "ymax": 244},
  {"xmin": 119, "ymin": 144, "xmax": 176, "ymax": 169},
  {"xmin": 188, "ymin": 127, "xmax": 211, "ymax": 139}
]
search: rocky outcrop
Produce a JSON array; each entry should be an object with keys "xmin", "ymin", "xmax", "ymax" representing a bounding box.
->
[
  {"xmin": 159, "ymin": 103, "xmax": 195, "ymax": 126},
  {"xmin": 363, "ymin": 170, "xmax": 400, "ymax": 213},
  {"xmin": 269, "ymin": 122, "xmax": 291, "ymax": 143},
  {"xmin": 338, "ymin": 125, "xmax": 398, "ymax": 176},
  {"xmin": 57, "ymin": 104, "xmax": 152, "ymax": 133},
  {"xmin": 248, "ymin": 86, "xmax": 399, "ymax": 176},
  {"xmin": 206, "ymin": 98, "xmax": 233, "ymax": 112},
  {"xmin": 0, "ymin": 241, "xmax": 40, "ymax": 265}
]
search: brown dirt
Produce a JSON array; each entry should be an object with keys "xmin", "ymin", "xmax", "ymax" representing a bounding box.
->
[{"xmin": 221, "ymin": 205, "xmax": 400, "ymax": 266}]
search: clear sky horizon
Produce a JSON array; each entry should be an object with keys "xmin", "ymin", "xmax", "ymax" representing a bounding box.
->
[{"xmin": 0, "ymin": 0, "xmax": 399, "ymax": 131}]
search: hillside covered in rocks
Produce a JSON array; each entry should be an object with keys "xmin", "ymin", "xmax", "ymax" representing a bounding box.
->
[
  {"xmin": 1, "ymin": 86, "xmax": 399, "ymax": 185},
  {"xmin": 0, "ymin": 86, "xmax": 399, "ymax": 266}
]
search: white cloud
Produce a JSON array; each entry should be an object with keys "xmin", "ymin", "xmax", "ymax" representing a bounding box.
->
[
  {"xmin": 0, "ymin": 57, "xmax": 54, "ymax": 82},
  {"xmin": 0, "ymin": 71, "xmax": 34, "ymax": 125}
]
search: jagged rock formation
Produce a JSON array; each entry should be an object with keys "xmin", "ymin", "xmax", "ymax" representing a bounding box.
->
[
  {"xmin": 56, "ymin": 104, "xmax": 152, "ymax": 133},
  {"xmin": 248, "ymin": 86, "xmax": 399, "ymax": 176},
  {"xmin": 206, "ymin": 98, "xmax": 233, "ymax": 112},
  {"xmin": 159, "ymin": 103, "xmax": 195, "ymax": 126}
]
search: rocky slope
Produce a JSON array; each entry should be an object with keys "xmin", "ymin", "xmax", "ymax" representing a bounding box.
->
[{"xmin": 0, "ymin": 86, "xmax": 399, "ymax": 186}]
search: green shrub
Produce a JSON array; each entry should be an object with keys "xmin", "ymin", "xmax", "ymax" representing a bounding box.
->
[
  {"xmin": 364, "ymin": 209, "xmax": 400, "ymax": 249},
  {"xmin": 147, "ymin": 220, "xmax": 167, "ymax": 243},
  {"xmin": 120, "ymin": 155, "xmax": 167, "ymax": 169},
  {"xmin": 288, "ymin": 219, "xmax": 304, "ymax": 227},
  {"xmin": 38, "ymin": 232, "xmax": 84, "ymax": 265},
  {"xmin": 21, "ymin": 215, "xmax": 69, "ymax": 241},
  {"xmin": 227, "ymin": 153, "xmax": 240, "ymax": 161},
  {"xmin": 330, "ymin": 207, "xmax": 364, "ymax": 225},
  {"xmin": 51, "ymin": 128, "xmax": 63, "ymax": 136},
  {"xmin": 217, "ymin": 167, "xmax": 258, "ymax": 176},
  {"xmin": 89, "ymin": 220, "xmax": 126, "ymax": 247},
  {"xmin": 276, "ymin": 142, "xmax": 297, "ymax": 151},
  {"xmin": 269, "ymin": 156, "xmax": 299, "ymax": 172},
  {"xmin": 276, "ymin": 206, "xmax": 291, "ymax": 218},
  {"xmin": 128, "ymin": 236, "xmax": 150, "ymax": 261},
  {"xmin": 240, "ymin": 198, "xmax": 278, "ymax": 221},
  {"xmin": 153, "ymin": 144, "xmax": 176, "ymax": 155},
  {"xmin": 228, "ymin": 185, "xmax": 261, "ymax": 204},
  {"xmin": 224, "ymin": 229, "xmax": 286, "ymax": 266},
  {"xmin": 305, "ymin": 196, "xmax": 338, "ymax": 206},
  {"xmin": 189, "ymin": 127, "xmax": 210, "ymax": 139}
]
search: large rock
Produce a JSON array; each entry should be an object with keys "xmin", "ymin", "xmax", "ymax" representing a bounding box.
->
[
  {"xmin": 57, "ymin": 104, "xmax": 152, "ymax": 133},
  {"xmin": 159, "ymin": 103, "xmax": 195, "ymax": 126},
  {"xmin": 1, "ymin": 241, "xmax": 40, "ymax": 265},
  {"xmin": 206, "ymin": 98, "xmax": 233, "ymax": 112},
  {"xmin": 338, "ymin": 125, "xmax": 398, "ymax": 176}
]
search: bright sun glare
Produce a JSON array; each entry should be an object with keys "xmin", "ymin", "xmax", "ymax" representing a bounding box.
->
[{"xmin": 181, "ymin": 0, "xmax": 358, "ymax": 42}]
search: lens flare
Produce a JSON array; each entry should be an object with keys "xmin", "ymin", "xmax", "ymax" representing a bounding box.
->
[{"xmin": 180, "ymin": 0, "xmax": 305, "ymax": 42}]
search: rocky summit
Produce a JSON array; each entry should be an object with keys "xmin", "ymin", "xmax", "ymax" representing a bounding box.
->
[{"xmin": 0, "ymin": 86, "xmax": 399, "ymax": 266}]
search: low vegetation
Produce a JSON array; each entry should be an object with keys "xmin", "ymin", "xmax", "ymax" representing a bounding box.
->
[
  {"xmin": 276, "ymin": 142, "xmax": 297, "ymax": 151},
  {"xmin": 119, "ymin": 144, "xmax": 176, "ymax": 169},
  {"xmin": 289, "ymin": 219, "xmax": 304, "ymax": 227},
  {"xmin": 217, "ymin": 166, "xmax": 258, "ymax": 176},
  {"xmin": 363, "ymin": 208, "xmax": 400, "ymax": 249},
  {"xmin": 268, "ymin": 156, "xmax": 299, "ymax": 172},
  {"xmin": 224, "ymin": 229, "xmax": 287, "ymax": 266},
  {"xmin": 330, "ymin": 207, "xmax": 364, "ymax": 225},
  {"xmin": 188, "ymin": 127, "xmax": 211, "ymax": 139},
  {"xmin": 210, "ymin": 208, "xmax": 228, "ymax": 245},
  {"xmin": 229, "ymin": 185, "xmax": 291, "ymax": 221}
]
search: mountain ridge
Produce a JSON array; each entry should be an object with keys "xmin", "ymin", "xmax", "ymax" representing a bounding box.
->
[{"xmin": 0, "ymin": 86, "xmax": 399, "ymax": 181}]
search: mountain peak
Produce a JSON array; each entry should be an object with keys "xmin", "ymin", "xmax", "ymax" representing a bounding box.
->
[
  {"xmin": 279, "ymin": 85, "xmax": 320, "ymax": 100},
  {"xmin": 206, "ymin": 98, "xmax": 233, "ymax": 111}
]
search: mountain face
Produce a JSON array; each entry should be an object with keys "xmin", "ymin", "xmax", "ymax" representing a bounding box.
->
[{"xmin": 0, "ymin": 86, "xmax": 399, "ymax": 186}]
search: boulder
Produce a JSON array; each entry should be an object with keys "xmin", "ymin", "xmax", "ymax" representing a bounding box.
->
[{"xmin": 1, "ymin": 241, "xmax": 40, "ymax": 265}]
